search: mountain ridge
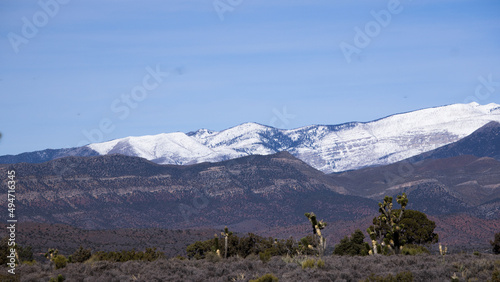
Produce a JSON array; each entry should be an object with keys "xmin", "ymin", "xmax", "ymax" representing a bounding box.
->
[{"xmin": 2, "ymin": 102, "xmax": 500, "ymax": 173}]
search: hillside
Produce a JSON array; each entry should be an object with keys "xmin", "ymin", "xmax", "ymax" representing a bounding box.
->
[{"xmin": 0, "ymin": 152, "xmax": 376, "ymax": 230}]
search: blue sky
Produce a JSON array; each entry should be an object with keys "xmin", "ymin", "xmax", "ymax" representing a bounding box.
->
[{"xmin": 1, "ymin": 0, "xmax": 499, "ymax": 155}]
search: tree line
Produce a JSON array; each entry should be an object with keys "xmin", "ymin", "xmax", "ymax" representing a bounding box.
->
[{"xmin": 1, "ymin": 193, "xmax": 500, "ymax": 270}]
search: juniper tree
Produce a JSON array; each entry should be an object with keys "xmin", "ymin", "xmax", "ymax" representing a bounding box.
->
[
  {"xmin": 333, "ymin": 229, "xmax": 370, "ymax": 256},
  {"xmin": 399, "ymin": 209, "xmax": 438, "ymax": 246},
  {"xmin": 367, "ymin": 193, "xmax": 408, "ymax": 255},
  {"xmin": 305, "ymin": 212, "xmax": 327, "ymax": 257}
]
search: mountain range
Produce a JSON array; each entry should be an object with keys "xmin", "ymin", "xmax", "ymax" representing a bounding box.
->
[
  {"xmin": 2, "ymin": 103, "xmax": 500, "ymax": 249},
  {"xmin": 2, "ymin": 119, "xmax": 500, "ymax": 247},
  {"xmin": 2, "ymin": 102, "xmax": 500, "ymax": 173}
]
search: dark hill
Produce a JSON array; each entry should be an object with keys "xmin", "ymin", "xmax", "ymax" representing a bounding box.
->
[
  {"xmin": 0, "ymin": 152, "xmax": 376, "ymax": 231},
  {"xmin": 411, "ymin": 121, "xmax": 500, "ymax": 162}
]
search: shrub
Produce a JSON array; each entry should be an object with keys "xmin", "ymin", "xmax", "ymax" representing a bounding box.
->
[
  {"xmin": 174, "ymin": 255, "xmax": 186, "ymax": 260},
  {"xmin": 206, "ymin": 251, "xmax": 221, "ymax": 263},
  {"xmin": 491, "ymin": 232, "xmax": 500, "ymax": 254},
  {"xmin": 0, "ymin": 236, "xmax": 33, "ymax": 265},
  {"xmin": 186, "ymin": 240, "xmax": 212, "ymax": 259},
  {"xmin": 333, "ymin": 229, "xmax": 369, "ymax": 256},
  {"xmin": 17, "ymin": 245, "xmax": 34, "ymax": 262},
  {"xmin": 317, "ymin": 259, "xmax": 325, "ymax": 268},
  {"xmin": 22, "ymin": 260, "xmax": 37, "ymax": 265},
  {"xmin": 53, "ymin": 255, "xmax": 67, "ymax": 269},
  {"xmin": 187, "ymin": 232, "xmax": 302, "ymax": 260},
  {"xmin": 401, "ymin": 244, "xmax": 430, "ymax": 255},
  {"xmin": 301, "ymin": 258, "xmax": 316, "ymax": 269},
  {"xmin": 394, "ymin": 271, "xmax": 414, "ymax": 281},
  {"xmin": 249, "ymin": 273, "xmax": 279, "ymax": 282},
  {"xmin": 49, "ymin": 274, "xmax": 65, "ymax": 282},
  {"xmin": 363, "ymin": 271, "xmax": 413, "ymax": 282},
  {"xmin": 70, "ymin": 246, "xmax": 92, "ymax": 263},
  {"xmin": 259, "ymin": 250, "xmax": 272, "ymax": 263},
  {"xmin": 491, "ymin": 269, "xmax": 500, "ymax": 282},
  {"xmin": 0, "ymin": 273, "xmax": 20, "ymax": 282},
  {"xmin": 92, "ymin": 248, "xmax": 165, "ymax": 262}
]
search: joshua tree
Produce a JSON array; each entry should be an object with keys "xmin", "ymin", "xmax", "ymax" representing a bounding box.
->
[
  {"xmin": 45, "ymin": 248, "xmax": 63, "ymax": 269},
  {"xmin": 367, "ymin": 193, "xmax": 408, "ymax": 255},
  {"xmin": 221, "ymin": 226, "xmax": 232, "ymax": 259},
  {"xmin": 44, "ymin": 248, "xmax": 58, "ymax": 261},
  {"xmin": 305, "ymin": 212, "xmax": 327, "ymax": 257}
]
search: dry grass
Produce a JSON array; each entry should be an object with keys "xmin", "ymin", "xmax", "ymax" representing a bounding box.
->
[{"xmin": 2, "ymin": 253, "xmax": 499, "ymax": 281}]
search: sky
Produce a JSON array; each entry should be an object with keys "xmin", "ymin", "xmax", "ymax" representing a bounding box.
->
[{"xmin": 1, "ymin": 0, "xmax": 499, "ymax": 155}]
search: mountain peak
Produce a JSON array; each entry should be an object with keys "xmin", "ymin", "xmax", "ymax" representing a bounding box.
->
[{"xmin": 2, "ymin": 103, "xmax": 500, "ymax": 173}]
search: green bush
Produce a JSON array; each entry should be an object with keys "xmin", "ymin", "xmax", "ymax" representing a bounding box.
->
[
  {"xmin": 205, "ymin": 251, "xmax": 221, "ymax": 263},
  {"xmin": 186, "ymin": 232, "xmax": 301, "ymax": 260},
  {"xmin": 317, "ymin": 259, "xmax": 325, "ymax": 268},
  {"xmin": 249, "ymin": 273, "xmax": 279, "ymax": 282},
  {"xmin": 0, "ymin": 273, "xmax": 20, "ymax": 282},
  {"xmin": 49, "ymin": 274, "xmax": 65, "ymax": 282},
  {"xmin": 0, "ymin": 236, "xmax": 33, "ymax": 265},
  {"xmin": 401, "ymin": 244, "xmax": 430, "ymax": 255},
  {"xmin": 259, "ymin": 250, "xmax": 272, "ymax": 263},
  {"xmin": 17, "ymin": 245, "xmax": 33, "ymax": 262},
  {"xmin": 301, "ymin": 258, "xmax": 316, "ymax": 269},
  {"xmin": 491, "ymin": 232, "xmax": 500, "ymax": 254},
  {"xmin": 364, "ymin": 271, "xmax": 413, "ymax": 282},
  {"xmin": 69, "ymin": 246, "xmax": 92, "ymax": 263},
  {"xmin": 333, "ymin": 229, "xmax": 370, "ymax": 256},
  {"xmin": 491, "ymin": 269, "xmax": 500, "ymax": 282},
  {"xmin": 53, "ymin": 255, "xmax": 67, "ymax": 269},
  {"xmin": 92, "ymin": 248, "xmax": 165, "ymax": 262}
]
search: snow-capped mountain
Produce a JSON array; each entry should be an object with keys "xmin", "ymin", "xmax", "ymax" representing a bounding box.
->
[{"xmin": 3, "ymin": 102, "xmax": 500, "ymax": 173}]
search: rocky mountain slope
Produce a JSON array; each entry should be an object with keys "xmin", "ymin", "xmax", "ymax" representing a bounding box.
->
[
  {"xmin": 0, "ymin": 152, "xmax": 376, "ymax": 230},
  {"xmin": 328, "ymin": 121, "xmax": 500, "ymax": 218},
  {"xmin": 411, "ymin": 121, "xmax": 500, "ymax": 162},
  {"xmin": 2, "ymin": 102, "xmax": 499, "ymax": 173}
]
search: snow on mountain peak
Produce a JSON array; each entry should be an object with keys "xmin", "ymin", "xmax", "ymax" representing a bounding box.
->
[{"xmin": 84, "ymin": 103, "xmax": 500, "ymax": 173}]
